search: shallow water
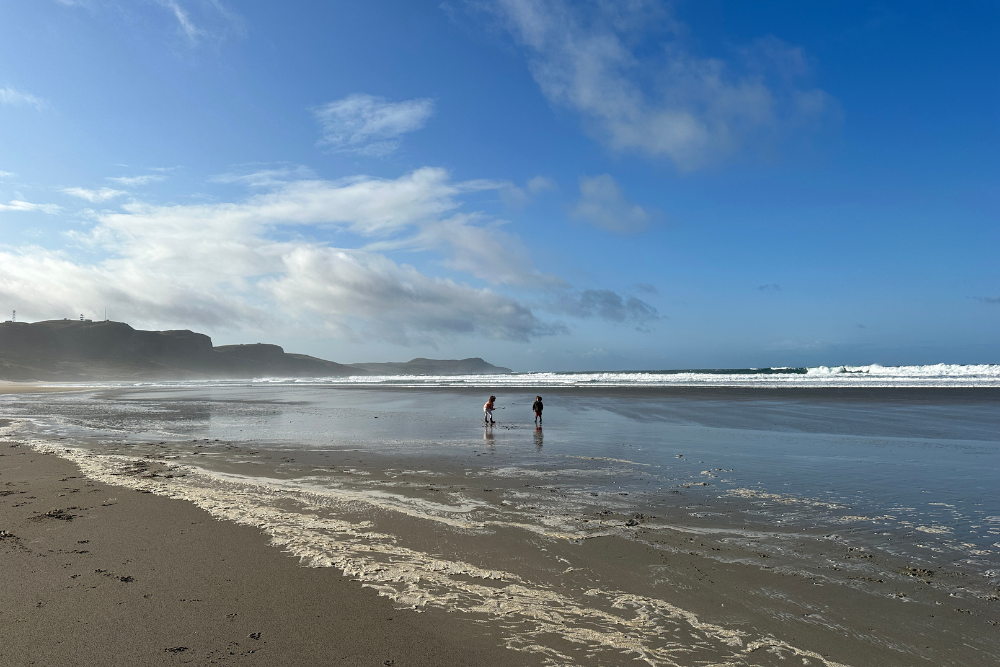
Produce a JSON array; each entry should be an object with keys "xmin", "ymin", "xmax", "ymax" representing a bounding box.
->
[{"xmin": 4, "ymin": 384, "xmax": 1000, "ymax": 666}]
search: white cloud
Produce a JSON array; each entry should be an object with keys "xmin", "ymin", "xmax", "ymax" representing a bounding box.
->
[
  {"xmin": 0, "ymin": 169, "xmax": 567, "ymax": 343},
  {"xmin": 490, "ymin": 0, "xmax": 833, "ymax": 170},
  {"xmin": 107, "ymin": 174, "xmax": 165, "ymax": 186},
  {"xmin": 0, "ymin": 86, "xmax": 46, "ymax": 111},
  {"xmin": 63, "ymin": 187, "xmax": 127, "ymax": 202},
  {"xmin": 265, "ymin": 247, "xmax": 560, "ymax": 344},
  {"xmin": 0, "ymin": 200, "xmax": 61, "ymax": 214},
  {"xmin": 401, "ymin": 213, "xmax": 565, "ymax": 287},
  {"xmin": 0, "ymin": 245, "xmax": 257, "ymax": 328},
  {"xmin": 314, "ymin": 94, "xmax": 435, "ymax": 156},
  {"xmin": 0, "ymin": 171, "xmax": 15, "ymax": 178},
  {"xmin": 572, "ymin": 174, "xmax": 651, "ymax": 234}
]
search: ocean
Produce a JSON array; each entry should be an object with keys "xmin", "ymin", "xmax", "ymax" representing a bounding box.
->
[{"xmin": 3, "ymin": 364, "xmax": 999, "ymax": 666}]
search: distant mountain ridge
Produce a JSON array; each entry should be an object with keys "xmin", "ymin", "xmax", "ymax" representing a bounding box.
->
[{"xmin": 0, "ymin": 320, "xmax": 511, "ymax": 381}]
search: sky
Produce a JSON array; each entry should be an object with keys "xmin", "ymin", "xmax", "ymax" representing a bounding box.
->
[{"xmin": 0, "ymin": 0, "xmax": 998, "ymax": 371}]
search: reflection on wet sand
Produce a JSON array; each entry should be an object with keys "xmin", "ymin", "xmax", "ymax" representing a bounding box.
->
[{"xmin": 3, "ymin": 384, "xmax": 1000, "ymax": 666}]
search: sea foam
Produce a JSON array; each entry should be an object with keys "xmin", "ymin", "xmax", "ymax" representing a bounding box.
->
[{"xmin": 57, "ymin": 363, "xmax": 1000, "ymax": 389}]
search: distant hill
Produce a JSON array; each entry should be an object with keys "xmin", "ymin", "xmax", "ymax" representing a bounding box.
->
[
  {"xmin": 351, "ymin": 357, "xmax": 512, "ymax": 376},
  {"xmin": 0, "ymin": 320, "xmax": 511, "ymax": 381},
  {"xmin": 0, "ymin": 320, "xmax": 359, "ymax": 381}
]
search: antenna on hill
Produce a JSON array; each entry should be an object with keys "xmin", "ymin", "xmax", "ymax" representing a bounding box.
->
[
  {"xmin": 11, "ymin": 310, "xmax": 15, "ymax": 323},
  {"xmin": 104, "ymin": 306, "xmax": 107, "ymax": 322},
  {"xmin": 80, "ymin": 313, "xmax": 84, "ymax": 321}
]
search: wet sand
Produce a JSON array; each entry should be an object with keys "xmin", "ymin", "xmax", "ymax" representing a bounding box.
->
[
  {"xmin": 3, "ymin": 384, "xmax": 1000, "ymax": 666},
  {"xmin": 0, "ymin": 444, "xmax": 537, "ymax": 666},
  {"xmin": 6, "ymin": 439, "xmax": 999, "ymax": 666},
  {"xmin": 0, "ymin": 382, "xmax": 85, "ymax": 395}
]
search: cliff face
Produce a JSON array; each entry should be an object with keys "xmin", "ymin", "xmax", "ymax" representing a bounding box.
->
[
  {"xmin": 0, "ymin": 320, "xmax": 214, "ymax": 362},
  {"xmin": 0, "ymin": 321, "xmax": 358, "ymax": 381},
  {"xmin": 0, "ymin": 320, "xmax": 514, "ymax": 382}
]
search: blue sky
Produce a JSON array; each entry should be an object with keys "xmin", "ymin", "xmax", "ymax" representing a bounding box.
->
[{"xmin": 1, "ymin": 1, "xmax": 998, "ymax": 370}]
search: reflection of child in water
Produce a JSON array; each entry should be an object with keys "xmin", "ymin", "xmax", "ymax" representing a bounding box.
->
[
  {"xmin": 484, "ymin": 395, "xmax": 496, "ymax": 425},
  {"xmin": 532, "ymin": 395, "xmax": 543, "ymax": 425}
]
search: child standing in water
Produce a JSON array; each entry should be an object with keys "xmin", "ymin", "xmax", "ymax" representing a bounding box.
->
[
  {"xmin": 484, "ymin": 395, "xmax": 496, "ymax": 425},
  {"xmin": 532, "ymin": 395, "xmax": 543, "ymax": 425}
]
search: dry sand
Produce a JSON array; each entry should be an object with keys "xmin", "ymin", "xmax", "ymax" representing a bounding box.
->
[{"xmin": 0, "ymin": 445, "xmax": 538, "ymax": 666}]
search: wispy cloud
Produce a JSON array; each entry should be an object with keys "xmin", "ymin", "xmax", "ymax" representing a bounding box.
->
[
  {"xmin": 758, "ymin": 283, "xmax": 781, "ymax": 291},
  {"xmin": 499, "ymin": 175, "xmax": 557, "ymax": 207},
  {"xmin": 489, "ymin": 0, "xmax": 834, "ymax": 170},
  {"xmin": 571, "ymin": 174, "xmax": 651, "ymax": 234},
  {"xmin": 0, "ymin": 200, "xmax": 61, "ymax": 214},
  {"xmin": 107, "ymin": 174, "xmax": 166, "ymax": 186},
  {"xmin": 976, "ymin": 296, "xmax": 1000, "ymax": 305},
  {"xmin": 0, "ymin": 86, "xmax": 46, "ymax": 111},
  {"xmin": 212, "ymin": 165, "xmax": 316, "ymax": 188},
  {"xmin": 0, "ymin": 171, "xmax": 15, "ymax": 179},
  {"xmin": 63, "ymin": 187, "xmax": 127, "ymax": 202},
  {"xmin": 59, "ymin": 0, "xmax": 243, "ymax": 46},
  {"xmin": 313, "ymin": 94, "xmax": 435, "ymax": 156},
  {"xmin": 552, "ymin": 289, "xmax": 660, "ymax": 332},
  {"xmin": 156, "ymin": 0, "xmax": 202, "ymax": 42}
]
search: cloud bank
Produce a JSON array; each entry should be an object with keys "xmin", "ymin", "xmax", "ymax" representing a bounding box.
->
[{"xmin": 0, "ymin": 168, "xmax": 654, "ymax": 344}]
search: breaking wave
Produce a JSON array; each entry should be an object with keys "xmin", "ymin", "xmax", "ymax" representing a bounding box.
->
[{"xmin": 56, "ymin": 363, "xmax": 1000, "ymax": 389}]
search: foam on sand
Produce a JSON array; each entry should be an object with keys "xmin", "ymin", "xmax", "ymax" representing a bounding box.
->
[{"xmin": 25, "ymin": 436, "xmax": 851, "ymax": 667}]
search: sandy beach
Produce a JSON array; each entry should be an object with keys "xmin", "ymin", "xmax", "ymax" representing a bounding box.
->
[
  {"xmin": 2, "ymin": 383, "xmax": 999, "ymax": 666},
  {"xmin": 0, "ymin": 442, "xmax": 536, "ymax": 666}
]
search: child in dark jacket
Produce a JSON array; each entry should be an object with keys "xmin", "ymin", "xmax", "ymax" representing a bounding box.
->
[{"xmin": 532, "ymin": 396, "xmax": 543, "ymax": 425}]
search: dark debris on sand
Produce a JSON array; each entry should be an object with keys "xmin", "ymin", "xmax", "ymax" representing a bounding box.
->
[{"xmin": 30, "ymin": 508, "xmax": 78, "ymax": 522}]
